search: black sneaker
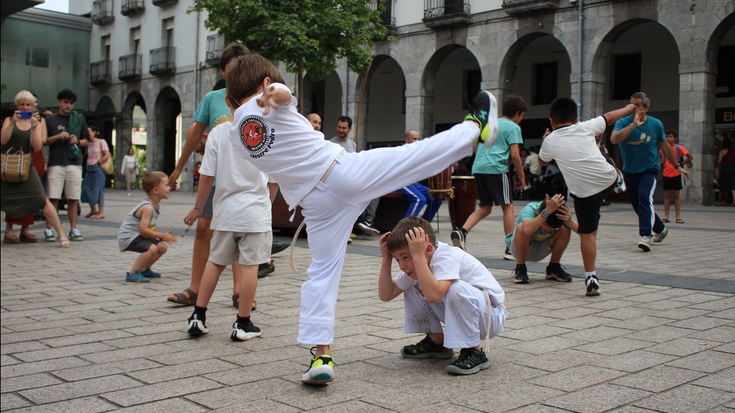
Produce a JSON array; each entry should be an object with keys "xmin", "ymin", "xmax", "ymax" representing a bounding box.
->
[
  {"xmin": 446, "ymin": 348, "xmax": 491, "ymax": 375},
  {"xmin": 230, "ymin": 318, "xmax": 261, "ymax": 341},
  {"xmin": 257, "ymin": 262, "xmax": 274, "ymax": 278},
  {"xmin": 187, "ymin": 313, "xmax": 208, "ymax": 336},
  {"xmin": 464, "ymin": 90, "xmax": 499, "ymax": 148},
  {"xmin": 513, "ymin": 266, "xmax": 529, "ymax": 284},
  {"xmin": 546, "ymin": 264, "xmax": 572, "ymax": 282},
  {"xmin": 271, "ymin": 242, "xmax": 289, "ymax": 255},
  {"xmin": 401, "ymin": 335, "xmax": 455, "ymax": 359},
  {"xmin": 450, "ymin": 229, "xmax": 466, "ymax": 251},
  {"xmin": 503, "ymin": 247, "xmax": 516, "ymax": 261},
  {"xmin": 356, "ymin": 221, "xmax": 380, "ymax": 236},
  {"xmin": 585, "ymin": 275, "xmax": 601, "ymax": 296}
]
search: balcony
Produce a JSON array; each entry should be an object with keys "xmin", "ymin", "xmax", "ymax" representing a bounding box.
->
[
  {"xmin": 423, "ymin": 0, "xmax": 471, "ymax": 29},
  {"xmin": 501, "ymin": 0, "xmax": 560, "ymax": 15},
  {"xmin": 92, "ymin": 0, "xmax": 114, "ymax": 24},
  {"xmin": 118, "ymin": 54, "xmax": 142, "ymax": 81},
  {"xmin": 90, "ymin": 60, "xmax": 112, "ymax": 85},
  {"xmin": 150, "ymin": 47, "xmax": 176, "ymax": 76},
  {"xmin": 373, "ymin": 0, "xmax": 397, "ymax": 36},
  {"xmin": 120, "ymin": 0, "xmax": 144, "ymax": 16},
  {"xmin": 152, "ymin": 0, "xmax": 177, "ymax": 6},
  {"xmin": 205, "ymin": 34, "xmax": 224, "ymax": 67}
]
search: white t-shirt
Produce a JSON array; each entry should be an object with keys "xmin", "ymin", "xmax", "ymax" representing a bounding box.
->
[
  {"xmin": 229, "ymin": 83, "xmax": 343, "ymax": 211},
  {"xmin": 393, "ymin": 242, "xmax": 505, "ymax": 305},
  {"xmin": 201, "ymin": 122, "xmax": 271, "ymax": 232},
  {"xmin": 123, "ymin": 154, "xmax": 137, "ymax": 169},
  {"xmin": 525, "ymin": 152, "xmax": 541, "ymax": 176},
  {"xmin": 539, "ymin": 116, "xmax": 617, "ymax": 198}
]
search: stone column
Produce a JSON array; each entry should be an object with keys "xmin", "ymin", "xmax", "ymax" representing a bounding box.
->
[
  {"xmin": 679, "ymin": 62, "xmax": 717, "ymax": 205},
  {"xmin": 405, "ymin": 91, "xmax": 433, "ymax": 140}
]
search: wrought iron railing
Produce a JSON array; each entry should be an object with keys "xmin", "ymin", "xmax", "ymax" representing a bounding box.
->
[
  {"xmin": 90, "ymin": 60, "xmax": 112, "ymax": 85},
  {"xmin": 206, "ymin": 34, "xmax": 224, "ymax": 66},
  {"xmin": 424, "ymin": 0, "xmax": 471, "ymax": 19},
  {"xmin": 118, "ymin": 54, "xmax": 142, "ymax": 80},
  {"xmin": 150, "ymin": 47, "xmax": 176, "ymax": 75},
  {"xmin": 92, "ymin": 0, "xmax": 114, "ymax": 24},
  {"xmin": 121, "ymin": 0, "xmax": 144, "ymax": 16}
]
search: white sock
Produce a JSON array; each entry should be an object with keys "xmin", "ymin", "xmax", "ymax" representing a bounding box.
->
[{"xmin": 585, "ymin": 271, "xmax": 596, "ymax": 279}]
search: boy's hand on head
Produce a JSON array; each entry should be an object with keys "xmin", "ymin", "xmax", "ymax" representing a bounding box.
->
[
  {"xmin": 545, "ymin": 194, "xmax": 565, "ymax": 213},
  {"xmin": 257, "ymin": 85, "xmax": 280, "ymax": 116},
  {"xmin": 405, "ymin": 227, "xmax": 429, "ymax": 259},
  {"xmin": 557, "ymin": 205, "xmax": 572, "ymax": 222},
  {"xmin": 161, "ymin": 230, "xmax": 178, "ymax": 244},
  {"xmin": 379, "ymin": 232, "xmax": 392, "ymax": 259}
]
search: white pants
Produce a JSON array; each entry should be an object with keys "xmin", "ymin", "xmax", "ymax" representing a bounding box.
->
[
  {"xmin": 297, "ymin": 121, "xmax": 479, "ymax": 345},
  {"xmin": 403, "ymin": 280, "xmax": 506, "ymax": 349}
]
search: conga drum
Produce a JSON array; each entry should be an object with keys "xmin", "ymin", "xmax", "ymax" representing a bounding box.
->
[
  {"xmin": 449, "ymin": 176, "xmax": 476, "ymax": 230},
  {"xmin": 428, "ymin": 166, "xmax": 454, "ymax": 200}
]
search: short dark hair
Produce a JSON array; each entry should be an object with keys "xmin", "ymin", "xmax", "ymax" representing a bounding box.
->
[
  {"xmin": 337, "ymin": 116, "xmax": 352, "ymax": 128},
  {"xmin": 219, "ymin": 43, "xmax": 251, "ymax": 72},
  {"xmin": 537, "ymin": 199, "xmax": 564, "ymax": 229},
  {"xmin": 88, "ymin": 124, "xmax": 99, "ymax": 134},
  {"xmin": 502, "ymin": 95, "xmax": 528, "ymax": 117},
  {"xmin": 57, "ymin": 89, "xmax": 77, "ymax": 103},
  {"xmin": 665, "ymin": 129, "xmax": 677, "ymax": 138},
  {"xmin": 549, "ymin": 97, "xmax": 578, "ymax": 125},
  {"xmin": 142, "ymin": 171, "xmax": 167, "ymax": 194},
  {"xmin": 386, "ymin": 216, "xmax": 437, "ymax": 253}
]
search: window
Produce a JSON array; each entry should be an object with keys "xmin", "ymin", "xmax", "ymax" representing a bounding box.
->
[
  {"xmin": 533, "ymin": 62, "xmax": 557, "ymax": 105},
  {"xmin": 612, "ymin": 53, "xmax": 641, "ymax": 101},
  {"xmin": 25, "ymin": 47, "xmax": 49, "ymax": 68},
  {"xmin": 463, "ymin": 69, "xmax": 481, "ymax": 109}
]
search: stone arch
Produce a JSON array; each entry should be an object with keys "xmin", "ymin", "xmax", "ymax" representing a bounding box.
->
[
  {"xmin": 116, "ymin": 91, "xmax": 146, "ymax": 188},
  {"xmin": 359, "ymin": 54, "xmax": 406, "ymax": 147},
  {"xmin": 152, "ymin": 87, "xmax": 182, "ymax": 176},
  {"xmin": 303, "ymin": 69, "xmax": 342, "ymax": 132}
]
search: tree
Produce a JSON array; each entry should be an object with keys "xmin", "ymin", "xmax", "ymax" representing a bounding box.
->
[{"xmin": 190, "ymin": 0, "xmax": 390, "ymax": 112}]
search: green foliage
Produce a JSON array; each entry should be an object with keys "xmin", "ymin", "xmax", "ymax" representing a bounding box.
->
[
  {"xmin": 189, "ymin": 0, "xmax": 389, "ymax": 110},
  {"xmin": 132, "ymin": 145, "xmax": 147, "ymax": 188}
]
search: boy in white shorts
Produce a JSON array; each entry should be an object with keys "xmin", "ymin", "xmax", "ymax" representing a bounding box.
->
[
  {"xmin": 225, "ymin": 54, "xmax": 499, "ymax": 385},
  {"xmin": 183, "ymin": 119, "xmax": 275, "ymax": 341},
  {"xmin": 378, "ymin": 216, "xmax": 506, "ymax": 375}
]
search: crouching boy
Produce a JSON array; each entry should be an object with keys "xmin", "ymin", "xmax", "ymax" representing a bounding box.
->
[
  {"xmin": 506, "ymin": 194, "xmax": 579, "ymax": 284},
  {"xmin": 378, "ymin": 216, "xmax": 507, "ymax": 375}
]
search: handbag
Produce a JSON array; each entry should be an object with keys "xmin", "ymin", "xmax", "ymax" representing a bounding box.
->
[
  {"xmin": 66, "ymin": 143, "xmax": 81, "ymax": 161},
  {"xmin": 100, "ymin": 155, "xmax": 114, "ymax": 175},
  {"xmin": 1, "ymin": 148, "xmax": 32, "ymax": 182}
]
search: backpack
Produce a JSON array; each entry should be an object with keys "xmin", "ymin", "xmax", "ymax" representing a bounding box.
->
[{"xmin": 660, "ymin": 144, "xmax": 684, "ymax": 166}]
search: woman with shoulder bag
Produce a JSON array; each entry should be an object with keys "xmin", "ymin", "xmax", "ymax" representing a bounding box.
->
[
  {"xmin": 1, "ymin": 90, "xmax": 69, "ymax": 247},
  {"xmin": 81, "ymin": 125, "xmax": 110, "ymax": 219}
]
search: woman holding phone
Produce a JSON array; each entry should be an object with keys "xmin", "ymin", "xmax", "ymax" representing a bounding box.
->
[{"xmin": 1, "ymin": 90, "xmax": 68, "ymax": 247}]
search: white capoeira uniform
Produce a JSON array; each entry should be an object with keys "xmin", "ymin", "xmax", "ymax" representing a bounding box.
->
[
  {"xmin": 229, "ymin": 83, "xmax": 480, "ymax": 345},
  {"xmin": 394, "ymin": 242, "xmax": 506, "ymax": 349}
]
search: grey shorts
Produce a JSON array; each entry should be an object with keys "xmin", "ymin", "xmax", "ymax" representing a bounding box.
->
[
  {"xmin": 200, "ymin": 186, "xmax": 215, "ymax": 220},
  {"xmin": 208, "ymin": 230, "xmax": 272, "ymax": 266},
  {"xmin": 124, "ymin": 235, "xmax": 160, "ymax": 253},
  {"xmin": 507, "ymin": 231, "xmax": 553, "ymax": 262}
]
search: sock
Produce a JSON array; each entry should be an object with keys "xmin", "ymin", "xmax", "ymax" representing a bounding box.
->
[
  {"xmin": 236, "ymin": 315, "xmax": 251, "ymax": 326},
  {"xmin": 548, "ymin": 262, "xmax": 561, "ymax": 269},
  {"xmin": 192, "ymin": 306, "xmax": 207, "ymax": 320},
  {"xmin": 460, "ymin": 228, "xmax": 468, "ymax": 237},
  {"xmin": 584, "ymin": 271, "xmax": 596, "ymax": 279},
  {"xmin": 515, "ymin": 263, "xmax": 527, "ymax": 271}
]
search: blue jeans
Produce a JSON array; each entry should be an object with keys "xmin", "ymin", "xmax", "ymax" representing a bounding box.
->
[{"xmin": 623, "ymin": 168, "xmax": 665, "ymax": 236}]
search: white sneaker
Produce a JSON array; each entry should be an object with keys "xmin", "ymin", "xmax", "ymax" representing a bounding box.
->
[
  {"xmin": 187, "ymin": 315, "xmax": 208, "ymax": 336},
  {"xmin": 637, "ymin": 236, "xmax": 652, "ymax": 252},
  {"xmin": 43, "ymin": 228, "xmax": 55, "ymax": 242},
  {"xmin": 651, "ymin": 228, "xmax": 669, "ymax": 245},
  {"xmin": 127, "ymin": 192, "xmax": 132, "ymax": 196},
  {"xmin": 585, "ymin": 275, "xmax": 601, "ymax": 296}
]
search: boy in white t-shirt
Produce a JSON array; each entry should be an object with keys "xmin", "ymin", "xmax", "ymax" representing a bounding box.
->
[
  {"xmin": 378, "ymin": 216, "xmax": 506, "ymax": 375},
  {"xmin": 183, "ymin": 119, "xmax": 276, "ymax": 341},
  {"xmin": 539, "ymin": 97, "xmax": 636, "ymax": 296},
  {"xmin": 225, "ymin": 54, "xmax": 499, "ymax": 385}
]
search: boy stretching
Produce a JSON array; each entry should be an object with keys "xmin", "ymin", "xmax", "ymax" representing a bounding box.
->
[
  {"xmin": 378, "ymin": 217, "xmax": 507, "ymax": 375},
  {"xmin": 539, "ymin": 97, "xmax": 637, "ymax": 296},
  {"xmin": 118, "ymin": 172, "xmax": 177, "ymax": 282},
  {"xmin": 183, "ymin": 118, "xmax": 275, "ymax": 341},
  {"xmin": 506, "ymin": 194, "xmax": 578, "ymax": 284},
  {"xmin": 225, "ymin": 54, "xmax": 499, "ymax": 385}
]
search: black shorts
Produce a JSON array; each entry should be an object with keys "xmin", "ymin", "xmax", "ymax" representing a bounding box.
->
[
  {"xmin": 570, "ymin": 182, "xmax": 616, "ymax": 234},
  {"xmin": 662, "ymin": 176, "xmax": 683, "ymax": 191},
  {"xmin": 200, "ymin": 185, "xmax": 215, "ymax": 220},
  {"xmin": 124, "ymin": 234, "xmax": 160, "ymax": 253},
  {"xmin": 474, "ymin": 173, "xmax": 512, "ymax": 207}
]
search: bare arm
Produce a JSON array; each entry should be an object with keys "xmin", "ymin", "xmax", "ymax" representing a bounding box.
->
[
  {"xmin": 257, "ymin": 85, "xmax": 292, "ymax": 115},
  {"xmin": 603, "ymin": 104, "xmax": 636, "ymax": 129},
  {"xmin": 659, "ymin": 141, "xmax": 692, "ymax": 178},
  {"xmin": 30, "ymin": 117, "xmax": 43, "ymax": 152},
  {"xmin": 518, "ymin": 194, "xmax": 565, "ymax": 236},
  {"xmin": 170, "ymin": 121, "xmax": 208, "ymax": 189},
  {"xmin": 406, "ymin": 228, "xmax": 452, "ymax": 304},
  {"xmin": 183, "ymin": 174, "xmax": 214, "ymax": 226},
  {"xmin": 510, "ymin": 144, "xmax": 525, "ymax": 190},
  {"xmin": 378, "ymin": 232, "xmax": 403, "ymax": 301},
  {"xmin": 684, "ymin": 152, "xmax": 694, "ymax": 167},
  {"xmin": 268, "ymin": 182, "xmax": 279, "ymax": 203},
  {"xmin": 610, "ymin": 108, "xmax": 643, "ymax": 145},
  {"xmin": 1, "ymin": 117, "xmax": 15, "ymax": 145},
  {"xmin": 99, "ymin": 149, "xmax": 111, "ymax": 165},
  {"xmin": 138, "ymin": 205, "xmax": 177, "ymax": 243}
]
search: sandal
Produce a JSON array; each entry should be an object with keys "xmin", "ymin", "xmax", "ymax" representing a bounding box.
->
[
  {"xmin": 59, "ymin": 237, "xmax": 71, "ymax": 248},
  {"xmin": 676, "ymin": 218, "xmax": 684, "ymax": 224},
  {"xmin": 20, "ymin": 232, "xmax": 38, "ymax": 243},
  {"xmin": 4, "ymin": 232, "xmax": 20, "ymax": 244},
  {"xmin": 661, "ymin": 219, "xmax": 670, "ymax": 223},
  {"xmin": 167, "ymin": 288, "xmax": 197, "ymax": 306},
  {"xmin": 85, "ymin": 211, "xmax": 98, "ymax": 218},
  {"xmin": 91, "ymin": 215, "xmax": 106, "ymax": 219},
  {"xmin": 232, "ymin": 293, "xmax": 257, "ymax": 311}
]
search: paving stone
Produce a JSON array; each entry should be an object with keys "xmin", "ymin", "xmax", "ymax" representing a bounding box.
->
[
  {"xmin": 272, "ymin": 380, "xmax": 390, "ymax": 411},
  {"xmin": 1, "ymin": 356, "xmax": 91, "ymax": 378},
  {"xmin": 0, "ymin": 372, "xmax": 64, "ymax": 393},
  {"xmin": 1, "ymin": 392, "xmax": 32, "ymax": 410},
  {"xmin": 633, "ymin": 384, "xmax": 734, "ymax": 413},
  {"xmin": 543, "ymin": 383, "xmax": 652, "ymax": 413},
  {"xmin": 185, "ymin": 378, "xmax": 299, "ymax": 409},
  {"xmin": 611, "ymin": 365, "xmax": 707, "ymax": 392},
  {"xmin": 528, "ymin": 365, "xmax": 627, "ymax": 392},
  {"xmin": 665, "ymin": 350, "xmax": 735, "ymax": 373},
  {"xmin": 100, "ymin": 377, "xmax": 222, "ymax": 407},
  {"xmin": 12, "ymin": 342, "xmax": 118, "ymax": 362},
  {"xmin": 51, "ymin": 358, "xmax": 164, "ymax": 381},
  {"xmin": 452, "ymin": 382, "xmax": 565, "ymax": 412},
  {"xmin": 112, "ymin": 398, "xmax": 208, "ymax": 412},
  {"xmin": 646, "ymin": 337, "xmax": 720, "ymax": 357},
  {"xmin": 18, "ymin": 375, "xmax": 142, "ymax": 404},
  {"xmin": 203, "ymin": 398, "xmax": 302, "ymax": 413},
  {"xmin": 3, "ymin": 396, "xmax": 116, "ymax": 413}
]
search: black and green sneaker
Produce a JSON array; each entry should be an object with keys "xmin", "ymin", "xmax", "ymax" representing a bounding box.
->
[
  {"xmin": 464, "ymin": 90, "xmax": 499, "ymax": 149},
  {"xmin": 301, "ymin": 347, "xmax": 335, "ymax": 385},
  {"xmin": 401, "ymin": 335, "xmax": 455, "ymax": 359},
  {"xmin": 446, "ymin": 347, "xmax": 491, "ymax": 375}
]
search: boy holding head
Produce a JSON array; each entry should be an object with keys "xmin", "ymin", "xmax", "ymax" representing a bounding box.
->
[
  {"xmin": 225, "ymin": 54, "xmax": 499, "ymax": 385},
  {"xmin": 378, "ymin": 216, "xmax": 506, "ymax": 375},
  {"xmin": 539, "ymin": 98, "xmax": 636, "ymax": 296}
]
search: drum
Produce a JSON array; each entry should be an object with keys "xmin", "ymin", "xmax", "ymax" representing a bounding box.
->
[
  {"xmin": 449, "ymin": 176, "xmax": 476, "ymax": 230},
  {"xmin": 428, "ymin": 166, "xmax": 454, "ymax": 200}
]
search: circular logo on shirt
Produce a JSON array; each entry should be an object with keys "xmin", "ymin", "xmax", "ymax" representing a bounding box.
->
[{"xmin": 238, "ymin": 115, "xmax": 273, "ymax": 158}]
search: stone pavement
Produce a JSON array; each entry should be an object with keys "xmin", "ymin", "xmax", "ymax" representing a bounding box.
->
[{"xmin": 2, "ymin": 188, "xmax": 734, "ymax": 412}]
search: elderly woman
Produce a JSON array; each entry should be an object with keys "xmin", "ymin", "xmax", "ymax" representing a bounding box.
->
[
  {"xmin": 1, "ymin": 90, "xmax": 69, "ymax": 247},
  {"xmin": 81, "ymin": 125, "xmax": 110, "ymax": 219}
]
